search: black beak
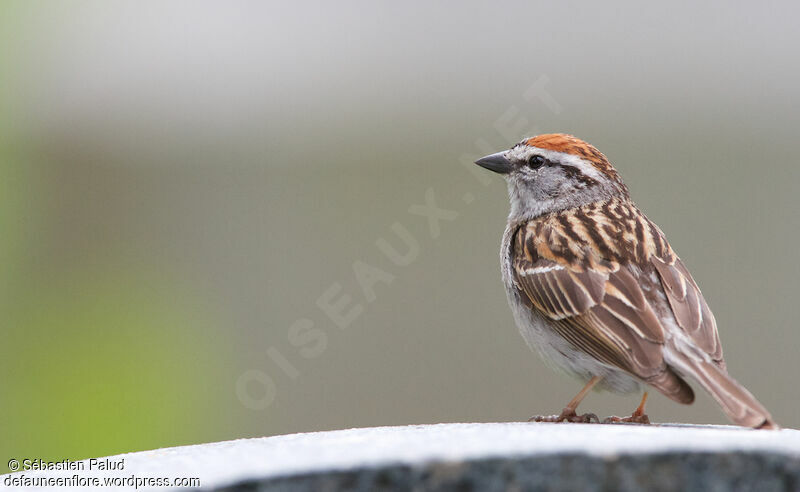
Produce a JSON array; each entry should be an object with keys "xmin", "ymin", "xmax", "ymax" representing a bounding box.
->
[{"xmin": 474, "ymin": 151, "xmax": 512, "ymax": 174}]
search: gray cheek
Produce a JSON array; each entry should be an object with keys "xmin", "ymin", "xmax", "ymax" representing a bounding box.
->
[{"xmin": 529, "ymin": 168, "xmax": 564, "ymax": 199}]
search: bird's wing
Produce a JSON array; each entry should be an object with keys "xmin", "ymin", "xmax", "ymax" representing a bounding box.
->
[
  {"xmin": 513, "ymin": 226, "xmax": 665, "ymax": 377},
  {"xmin": 512, "ymin": 201, "xmax": 701, "ymax": 402}
]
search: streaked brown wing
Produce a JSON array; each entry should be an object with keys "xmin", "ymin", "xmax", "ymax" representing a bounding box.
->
[
  {"xmin": 514, "ymin": 254, "xmax": 666, "ymax": 377},
  {"xmin": 512, "ymin": 219, "xmax": 694, "ymax": 402}
]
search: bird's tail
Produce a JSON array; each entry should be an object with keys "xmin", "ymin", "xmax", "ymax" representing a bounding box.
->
[{"xmin": 673, "ymin": 355, "xmax": 778, "ymax": 429}]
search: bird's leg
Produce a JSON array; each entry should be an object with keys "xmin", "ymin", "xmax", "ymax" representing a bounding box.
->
[
  {"xmin": 603, "ymin": 392, "xmax": 651, "ymax": 425},
  {"xmin": 528, "ymin": 376, "xmax": 602, "ymax": 423}
]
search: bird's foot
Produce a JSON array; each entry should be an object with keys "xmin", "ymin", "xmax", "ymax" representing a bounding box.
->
[
  {"xmin": 603, "ymin": 392, "xmax": 651, "ymax": 424},
  {"xmin": 602, "ymin": 413, "xmax": 651, "ymax": 425},
  {"xmin": 528, "ymin": 407, "xmax": 599, "ymax": 423}
]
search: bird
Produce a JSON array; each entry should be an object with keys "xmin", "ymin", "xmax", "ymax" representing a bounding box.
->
[{"xmin": 474, "ymin": 133, "xmax": 777, "ymax": 429}]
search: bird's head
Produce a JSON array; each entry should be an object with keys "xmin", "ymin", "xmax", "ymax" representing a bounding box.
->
[{"xmin": 475, "ymin": 134, "xmax": 628, "ymax": 220}]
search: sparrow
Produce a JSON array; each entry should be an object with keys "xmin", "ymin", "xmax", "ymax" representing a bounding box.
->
[{"xmin": 475, "ymin": 133, "xmax": 777, "ymax": 429}]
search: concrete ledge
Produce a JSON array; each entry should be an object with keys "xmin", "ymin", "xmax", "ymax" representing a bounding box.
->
[{"xmin": 4, "ymin": 423, "xmax": 800, "ymax": 491}]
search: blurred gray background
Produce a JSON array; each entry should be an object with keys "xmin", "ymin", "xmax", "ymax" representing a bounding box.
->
[{"xmin": 1, "ymin": 1, "xmax": 798, "ymax": 467}]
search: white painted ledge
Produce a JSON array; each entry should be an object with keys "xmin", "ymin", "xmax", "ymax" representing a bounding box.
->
[{"xmin": 3, "ymin": 423, "xmax": 800, "ymax": 491}]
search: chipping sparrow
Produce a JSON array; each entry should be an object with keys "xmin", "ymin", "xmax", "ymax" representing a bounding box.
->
[{"xmin": 475, "ymin": 133, "xmax": 777, "ymax": 429}]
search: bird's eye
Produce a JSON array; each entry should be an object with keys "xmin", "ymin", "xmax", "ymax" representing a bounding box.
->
[{"xmin": 528, "ymin": 155, "xmax": 546, "ymax": 169}]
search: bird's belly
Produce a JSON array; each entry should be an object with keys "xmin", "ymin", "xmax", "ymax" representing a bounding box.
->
[{"xmin": 505, "ymin": 287, "xmax": 640, "ymax": 394}]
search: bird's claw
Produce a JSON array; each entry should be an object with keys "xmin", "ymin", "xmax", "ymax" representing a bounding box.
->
[
  {"xmin": 528, "ymin": 408, "xmax": 599, "ymax": 424},
  {"xmin": 602, "ymin": 413, "xmax": 651, "ymax": 425}
]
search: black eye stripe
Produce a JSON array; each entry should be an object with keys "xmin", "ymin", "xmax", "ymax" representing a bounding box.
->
[{"xmin": 561, "ymin": 164, "xmax": 599, "ymax": 186}]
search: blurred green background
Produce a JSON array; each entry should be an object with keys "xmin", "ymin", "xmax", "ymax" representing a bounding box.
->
[{"xmin": 1, "ymin": 1, "xmax": 799, "ymax": 471}]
